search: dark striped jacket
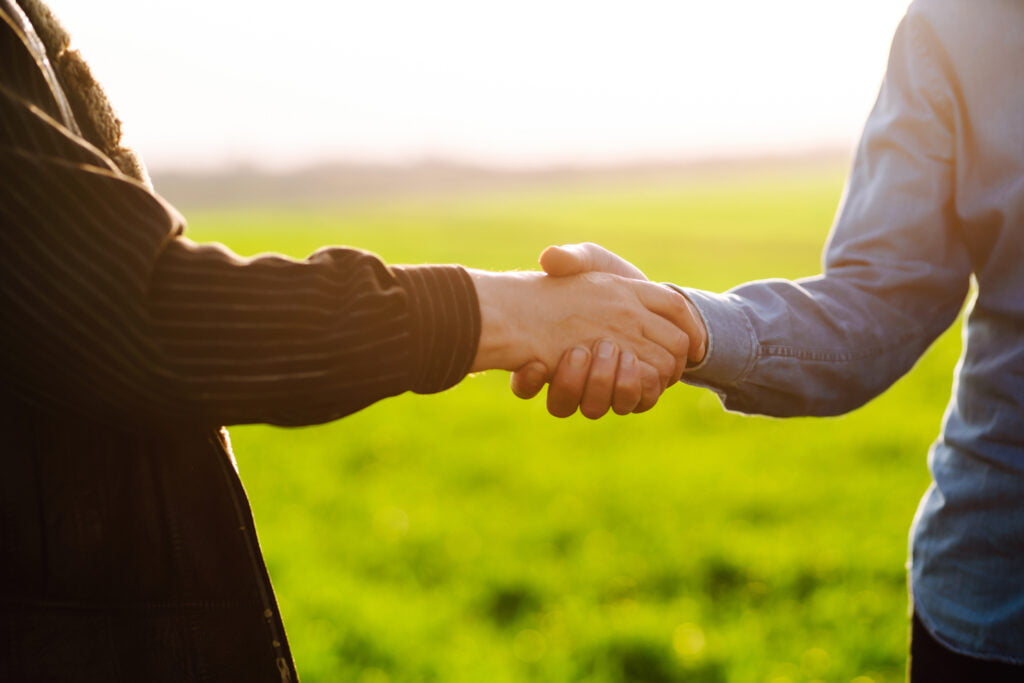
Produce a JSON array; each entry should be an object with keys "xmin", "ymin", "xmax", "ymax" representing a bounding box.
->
[{"xmin": 0, "ymin": 1, "xmax": 480, "ymax": 680}]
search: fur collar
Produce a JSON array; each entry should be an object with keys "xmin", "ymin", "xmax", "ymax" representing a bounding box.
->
[{"xmin": 17, "ymin": 0, "xmax": 150, "ymax": 186}]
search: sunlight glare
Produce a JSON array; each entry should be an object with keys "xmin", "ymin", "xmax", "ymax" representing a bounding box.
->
[{"xmin": 47, "ymin": 0, "xmax": 911, "ymax": 169}]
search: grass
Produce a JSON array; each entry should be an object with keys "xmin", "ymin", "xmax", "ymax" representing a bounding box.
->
[{"xmin": 181, "ymin": 163, "xmax": 959, "ymax": 683}]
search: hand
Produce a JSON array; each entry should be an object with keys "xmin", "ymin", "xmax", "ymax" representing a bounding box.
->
[
  {"xmin": 540, "ymin": 244, "xmax": 706, "ymax": 361},
  {"xmin": 468, "ymin": 268, "xmax": 693, "ymax": 394},
  {"xmin": 510, "ymin": 243, "xmax": 708, "ymax": 418}
]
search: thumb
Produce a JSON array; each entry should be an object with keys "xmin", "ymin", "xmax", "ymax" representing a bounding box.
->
[
  {"xmin": 539, "ymin": 244, "xmax": 588, "ymax": 276},
  {"xmin": 540, "ymin": 243, "xmax": 647, "ymax": 280},
  {"xmin": 510, "ymin": 361, "xmax": 549, "ymax": 399}
]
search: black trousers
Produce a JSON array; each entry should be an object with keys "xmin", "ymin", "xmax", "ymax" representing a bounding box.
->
[{"xmin": 910, "ymin": 612, "xmax": 1024, "ymax": 682}]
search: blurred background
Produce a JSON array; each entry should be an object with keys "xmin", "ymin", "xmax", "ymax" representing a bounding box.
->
[
  {"xmin": 47, "ymin": 2, "xmax": 956, "ymax": 682},
  {"xmin": 51, "ymin": 0, "xmax": 907, "ymax": 170}
]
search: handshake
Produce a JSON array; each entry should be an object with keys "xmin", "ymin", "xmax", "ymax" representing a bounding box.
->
[{"xmin": 469, "ymin": 242, "xmax": 707, "ymax": 418}]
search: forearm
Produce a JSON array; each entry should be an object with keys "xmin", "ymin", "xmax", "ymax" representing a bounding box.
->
[
  {"xmin": 145, "ymin": 240, "xmax": 479, "ymax": 427},
  {"xmin": 678, "ymin": 8, "xmax": 974, "ymax": 418},
  {"xmin": 2, "ymin": 225, "xmax": 480, "ymax": 428},
  {"xmin": 677, "ymin": 271, "xmax": 966, "ymax": 417}
]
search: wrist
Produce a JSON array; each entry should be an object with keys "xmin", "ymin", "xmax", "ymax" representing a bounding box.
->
[{"xmin": 468, "ymin": 269, "xmax": 538, "ymax": 372}]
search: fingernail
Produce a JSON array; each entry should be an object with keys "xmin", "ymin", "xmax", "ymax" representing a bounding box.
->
[
  {"xmin": 569, "ymin": 346, "xmax": 589, "ymax": 368},
  {"xmin": 597, "ymin": 340, "xmax": 615, "ymax": 359},
  {"xmin": 621, "ymin": 349, "xmax": 636, "ymax": 367}
]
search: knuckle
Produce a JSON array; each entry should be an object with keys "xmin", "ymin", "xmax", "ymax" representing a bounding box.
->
[
  {"xmin": 636, "ymin": 385, "xmax": 662, "ymax": 412},
  {"xmin": 588, "ymin": 356, "xmax": 618, "ymax": 383},
  {"xmin": 671, "ymin": 330, "xmax": 690, "ymax": 357},
  {"xmin": 639, "ymin": 366, "xmax": 661, "ymax": 390},
  {"xmin": 653, "ymin": 354, "xmax": 674, "ymax": 380},
  {"xmin": 552, "ymin": 364, "xmax": 586, "ymax": 388},
  {"xmin": 641, "ymin": 380, "xmax": 663, "ymax": 405},
  {"xmin": 589, "ymin": 364, "xmax": 616, "ymax": 385}
]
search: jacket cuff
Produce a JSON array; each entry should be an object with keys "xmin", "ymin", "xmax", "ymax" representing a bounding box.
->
[
  {"xmin": 667, "ymin": 285, "xmax": 759, "ymax": 388},
  {"xmin": 391, "ymin": 265, "xmax": 481, "ymax": 394}
]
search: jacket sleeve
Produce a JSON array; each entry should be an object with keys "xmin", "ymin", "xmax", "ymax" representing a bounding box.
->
[
  {"xmin": 676, "ymin": 7, "xmax": 971, "ymax": 417},
  {"xmin": 0, "ymin": 84, "xmax": 480, "ymax": 428}
]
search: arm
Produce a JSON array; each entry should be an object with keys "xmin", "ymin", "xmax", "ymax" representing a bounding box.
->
[
  {"xmin": 525, "ymin": 8, "xmax": 972, "ymax": 418},
  {"xmin": 0, "ymin": 83, "xmax": 689, "ymax": 427},
  {"xmin": 0, "ymin": 91, "xmax": 477, "ymax": 426},
  {"xmin": 681, "ymin": 9, "xmax": 970, "ymax": 417}
]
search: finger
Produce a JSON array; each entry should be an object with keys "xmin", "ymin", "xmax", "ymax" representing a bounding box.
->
[
  {"xmin": 618, "ymin": 335, "xmax": 675, "ymax": 389},
  {"xmin": 612, "ymin": 349, "xmax": 642, "ymax": 415},
  {"xmin": 640, "ymin": 315, "xmax": 690, "ymax": 384},
  {"xmin": 633, "ymin": 361, "xmax": 664, "ymax": 413},
  {"xmin": 547, "ymin": 346, "xmax": 591, "ymax": 418},
  {"xmin": 510, "ymin": 361, "xmax": 549, "ymax": 400},
  {"xmin": 580, "ymin": 340, "xmax": 619, "ymax": 420},
  {"xmin": 539, "ymin": 245, "xmax": 587, "ymax": 277},
  {"xmin": 630, "ymin": 281, "xmax": 705, "ymax": 361},
  {"xmin": 540, "ymin": 243, "xmax": 647, "ymax": 280}
]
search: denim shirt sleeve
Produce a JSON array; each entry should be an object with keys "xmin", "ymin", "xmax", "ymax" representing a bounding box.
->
[{"xmin": 675, "ymin": 7, "xmax": 972, "ymax": 417}]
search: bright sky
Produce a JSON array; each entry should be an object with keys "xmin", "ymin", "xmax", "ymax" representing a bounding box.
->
[{"xmin": 47, "ymin": 0, "xmax": 911, "ymax": 171}]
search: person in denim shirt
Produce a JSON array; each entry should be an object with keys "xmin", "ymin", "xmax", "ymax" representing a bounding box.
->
[{"xmin": 515, "ymin": 0, "xmax": 1023, "ymax": 678}]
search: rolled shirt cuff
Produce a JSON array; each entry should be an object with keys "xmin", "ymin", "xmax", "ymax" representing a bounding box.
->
[
  {"xmin": 391, "ymin": 264, "xmax": 481, "ymax": 394},
  {"xmin": 666, "ymin": 285, "xmax": 759, "ymax": 389}
]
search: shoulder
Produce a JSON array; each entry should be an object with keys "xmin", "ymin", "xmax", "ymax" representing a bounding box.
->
[
  {"xmin": 902, "ymin": 0, "xmax": 1022, "ymax": 112},
  {"xmin": 907, "ymin": 0, "xmax": 1022, "ymax": 55}
]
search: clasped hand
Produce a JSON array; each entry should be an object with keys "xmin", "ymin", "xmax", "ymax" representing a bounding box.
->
[{"xmin": 470, "ymin": 243, "xmax": 707, "ymax": 418}]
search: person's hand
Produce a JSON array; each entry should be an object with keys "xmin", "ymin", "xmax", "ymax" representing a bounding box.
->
[
  {"xmin": 468, "ymin": 268, "xmax": 694, "ymax": 399},
  {"xmin": 537, "ymin": 241, "xmax": 649, "ymax": 281},
  {"xmin": 510, "ymin": 243, "xmax": 708, "ymax": 418}
]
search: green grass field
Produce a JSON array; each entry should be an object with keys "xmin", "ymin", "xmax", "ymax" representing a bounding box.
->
[{"xmin": 182, "ymin": 163, "xmax": 961, "ymax": 683}]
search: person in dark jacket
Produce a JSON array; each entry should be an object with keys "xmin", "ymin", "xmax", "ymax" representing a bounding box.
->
[{"xmin": 0, "ymin": 1, "xmax": 703, "ymax": 679}]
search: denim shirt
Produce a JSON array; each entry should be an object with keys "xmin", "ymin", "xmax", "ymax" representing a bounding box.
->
[{"xmin": 676, "ymin": 0, "xmax": 1023, "ymax": 663}]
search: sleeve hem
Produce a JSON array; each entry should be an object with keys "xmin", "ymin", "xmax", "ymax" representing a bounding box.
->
[
  {"xmin": 668, "ymin": 286, "xmax": 759, "ymax": 388},
  {"xmin": 391, "ymin": 265, "xmax": 480, "ymax": 394}
]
